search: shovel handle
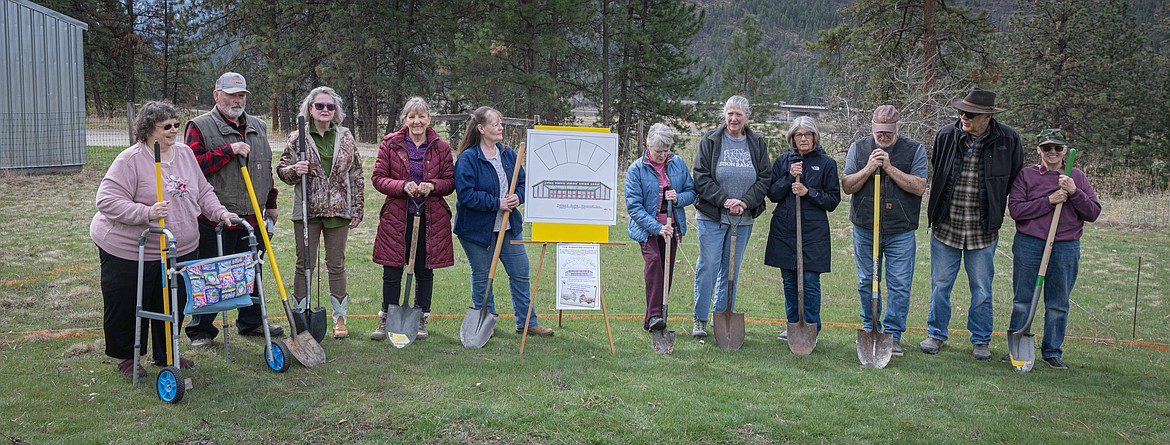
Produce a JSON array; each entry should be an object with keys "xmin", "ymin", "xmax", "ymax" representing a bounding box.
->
[
  {"xmin": 662, "ymin": 198, "xmax": 674, "ymax": 317},
  {"xmin": 795, "ymin": 174, "xmax": 805, "ymax": 322},
  {"xmin": 871, "ymin": 168, "xmax": 883, "ymax": 330},
  {"xmin": 403, "ymin": 213, "xmax": 422, "ymax": 307},
  {"xmin": 486, "ymin": 143, "xmax": 526, "ymax": 280},
  {"xmin": 1021, "ymin": 149, "xmax": 1077, "ymax": 333}
]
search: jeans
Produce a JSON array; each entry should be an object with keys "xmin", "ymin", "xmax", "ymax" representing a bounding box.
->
[
  {"xmin": 693, "ymin": 218, "xmax": 753, "ymax": 321},
  {"xmin": 1009, "ymin": 234, "xmax": 1079, "ymax": 359},
  {"xmin": 780, "ymin": 268, "xmax": 821, "ymax": 331},
  {"xmin": 853, "ymin": 227, "xmax": 917, "ymax": 342},
  {"xmin": 459, "ymin": 231, "xmax": 537, "ymax": 329},
  {"xmin": 926, "ymin": 234, "xmax": 998, "ymax": 344}
]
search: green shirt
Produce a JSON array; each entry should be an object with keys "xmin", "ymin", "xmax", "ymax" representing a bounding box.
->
[{"xmin": 310, "ymin": 125, "xmax": 337, "ymax": 177}]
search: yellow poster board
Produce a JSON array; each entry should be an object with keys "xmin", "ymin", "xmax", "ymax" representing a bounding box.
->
[{"xmin": 528, "ymin": 125, "xmax": 612, "ymax": 243}]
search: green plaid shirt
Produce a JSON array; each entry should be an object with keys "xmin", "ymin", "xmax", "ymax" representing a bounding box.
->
[{"xmin": 933, "ymin": 133, "xmax": 997, "ymax": 250}]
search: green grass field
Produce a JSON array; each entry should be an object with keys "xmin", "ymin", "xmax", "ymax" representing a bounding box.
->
[{"xmin": 0, "ymin": 147, "xmax": 1167, "ymax": 444}]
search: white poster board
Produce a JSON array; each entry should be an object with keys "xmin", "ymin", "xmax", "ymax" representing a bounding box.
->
[
  {"xmin": 524, "ymin": 129, "xmax": 619, "ymax": 225},
  {"xmin": 555, "ymin": 243, "xmax": 600, "ymax": 310}
]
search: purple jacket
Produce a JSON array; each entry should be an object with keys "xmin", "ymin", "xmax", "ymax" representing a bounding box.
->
[{"xmin": 1008, "ymin": 163, "xmax": 1101, "ymax": 241}]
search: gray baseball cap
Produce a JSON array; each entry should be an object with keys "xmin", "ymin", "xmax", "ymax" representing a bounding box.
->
[{"xmin": 215, "ymin": 72, "xmax": 249, "ymax": 94}]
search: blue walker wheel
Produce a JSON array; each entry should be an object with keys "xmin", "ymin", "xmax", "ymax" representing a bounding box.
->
[
  {"xmin": 267, "ymin": 339, "xmax": 291, "ymax": 372},
  {"xmin": 156, "ymin": 366, "xmax": 185, "ymax": 403}
]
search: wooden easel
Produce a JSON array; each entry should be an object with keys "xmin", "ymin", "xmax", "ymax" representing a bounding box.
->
[{"xmin": 515, "ymin": 241, "xmax": 625, "ymax": 355}]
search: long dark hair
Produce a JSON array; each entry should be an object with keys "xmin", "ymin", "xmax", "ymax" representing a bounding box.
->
[{"xmin": 456, "ymin": 106, "xmax": 501, "ymax": 156}]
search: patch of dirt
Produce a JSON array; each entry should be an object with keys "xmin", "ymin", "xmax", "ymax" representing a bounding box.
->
[
  {"xmin": 732, "ymin": 423, "xmax": 774, "ymax": 445},
  {"xmin": 437, "ymin": 419, "xmax": 529, "ymax": 444}
]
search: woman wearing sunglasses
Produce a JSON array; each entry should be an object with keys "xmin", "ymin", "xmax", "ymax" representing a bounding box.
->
[
  {"xmin": 276, "ymin": 86, "xmax": 365, "ymax": 339},
  {"xmin": 91, "ymin": 100, "xmax": 238, "ymax": 378},
  {"xmin": 370, "ymin": 97, "xmax": 456, "ymax": 341},
  {"xmin": 1006, "ymin": 129, "xmax": 1100, "ymax": 369}
]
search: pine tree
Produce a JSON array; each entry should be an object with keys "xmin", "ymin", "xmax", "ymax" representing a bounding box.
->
[{"xmin": 718, "ymin": 13, "xmax": 784, "ymax": 117}]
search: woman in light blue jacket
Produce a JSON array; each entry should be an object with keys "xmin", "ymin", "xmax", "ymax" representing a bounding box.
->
[{"xmin": 625, "ymin": 123, "xmax": 696, "ymax": 332}]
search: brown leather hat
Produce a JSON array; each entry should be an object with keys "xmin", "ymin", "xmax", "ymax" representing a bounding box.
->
[{"xmin": 952, "ymin": 89, "xmax": 1006, "ymax": 114}]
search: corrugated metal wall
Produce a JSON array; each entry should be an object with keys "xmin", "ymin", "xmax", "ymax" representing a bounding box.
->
[{"xmin": 1, "ymin": 0, "xmax": 87, "ymax": 170}]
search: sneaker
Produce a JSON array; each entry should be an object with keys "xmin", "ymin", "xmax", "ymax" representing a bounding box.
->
[
  {"xmin": 648, "ymin": 316, "xmax": 666, "ymax": 332},
  {"xmin": 333, "ymin": 317, "xmax": 349, "ymax": 339},
  {"xmin": 240, "ymin": 324, "xmax": 284, "ymax": 337},
  {"xmin": 517, "ymin": 324, "xmax": 554, "ymax": 336},
  {"xmin": 891, "ymin": 341, "xmax": 904, "ymax": 356},
  {"xmin": 972, "ymin": 344, "xmax": 991, "ymax": 361},
  {"xmin": 370, "ymin": 313, "xmax": 387, "ymax": 341},
  {"xmin": 777, "ymin": 330, "xmax": 788, "ymax": 341},
  {"xmin": 919, "ymin": 337, "xmax": 944, "ymax": 354},
  {"xmin": 116, "ymin": 359, "xmax": 147, "ymax": 378},
  {"xmin": 692, "ymin": 319, "xmax": 707, "ymax": 338},
  {"xmin": 1044, "ymin": 356, "xmax": 1068, "ymax": 369},
  {"xmin": 190, "ymin": 338, "xmax": 213, "ymax": 349},
  {"xmin": 417, "ymin": 315, "xmax": 429, "ymax": 340},
  {"xmin": 151, "ymin": 357, "xmax": 195, "ymax": 369},
  {"xmin": 1001, "ymin": 354, "xmax": 1011, "ymax": 363}
]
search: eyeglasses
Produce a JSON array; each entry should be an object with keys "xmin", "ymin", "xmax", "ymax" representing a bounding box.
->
[
  {"xmin": 157, "ymin": 122, "xmax": 180, "ymax": 131},
  {"xmin": 1040, "ymin": 144, "xmax": 1066, "ymax": 152},
  {"xmin": 313, "ymin": 103, "xmax": 337, "ymax": 111},
  {"xmin": 960, "ymin": 111, "xmax": 984, "ymax": 119},
  {"xmin": 793, "ymin": 132, "xmax": 815, "ymax": 139}
]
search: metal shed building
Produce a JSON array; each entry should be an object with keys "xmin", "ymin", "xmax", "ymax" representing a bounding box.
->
[{"xmin": 1, "ymin": 0, "xmax": 87, "ymax": 172}]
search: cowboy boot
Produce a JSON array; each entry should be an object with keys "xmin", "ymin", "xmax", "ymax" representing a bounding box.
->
[
  {"xmin": 331, "ymin": 294, "xmax": 349, "ymax": 339},
  {"xmin": 370, "ymin": 310, "xmax": 387, "ymax": 341},
  {"xmin": 417, "ymin": 312, "xmax": 429, "ymax": 340}
]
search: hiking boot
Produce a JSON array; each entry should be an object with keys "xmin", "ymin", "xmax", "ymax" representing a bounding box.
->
[
  {"xmin": 648, "ymin": 316, "xmax": 666, "ymax": 332},
  {"xmin": 370, "ymin": 311, "xmax": 387, "ymax": 341},
  {"xmin": 116, "ymin": 359, "xmax": 147, "ymax": 378},
  {"xmin": 692, "ymin": 319, "xmax": 707, "ymax": 338},
  {"xmin": 191, "ymin": 338, "xmax": 214, "ymax": 349},
  {"xmin": 240, "ymin": 324, "xmax": 284, "ymax": 337},
  {"xmin": 972, "ymin": 344, "xmax": 991, "ymax": 361},
  {"xmin": 1044, "ymin": 356, "xmax": 1068, "ymax": 369},
  {"xmin": 333, "ymin": 317, "xmax": 349, "ymax": 339},
  {"xmin": 919, "ymin": 337, "xmax": 944, "ymax": 354},
  {"xmin": 891, "ymin": 341, "xmax": 904, "ymax": 357},
  {"xmin": 151, "ymin": 357, "xmax": 195, "ymax": 369},
  {"xmin": 417, "ymin": 314, "xmax": 429, "ymax": 340},
  {"xmin": 518, "ymin": 324, "xmax": 554, "ymax": 336},
  {"xmin": 777, "ymin": 330, "xmax": 788, "ymax": 341},
  {"xmin": 1001, "ymin": 354, "xmax": 1011, "ymax": 363}
]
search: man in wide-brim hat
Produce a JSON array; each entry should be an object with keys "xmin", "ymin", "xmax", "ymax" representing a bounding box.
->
[{"xmin": 920, "ymin": 88, "xmax": 1023, "ymax": 362}]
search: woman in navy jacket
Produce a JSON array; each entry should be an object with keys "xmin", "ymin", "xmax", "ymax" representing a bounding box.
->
[
  {"xmin": 765, "ymin": 116, "xmax": 841, "ymax": 337},
  {"xmin": 453, "ymin": 106, "xmax": 553, "ymax": 336},
  {"xmin": 624, "ymin": 123, "xmax": 696, "ymax": 332}
]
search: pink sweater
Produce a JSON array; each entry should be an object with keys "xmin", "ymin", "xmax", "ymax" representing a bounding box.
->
[{"xmin": 90, "ymin": 142, "xmax": 229, "ymax": 260}]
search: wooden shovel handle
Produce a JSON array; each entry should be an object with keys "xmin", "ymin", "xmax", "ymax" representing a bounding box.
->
[{"xmin": 487, "ymin": 143, "xmax": 527, "ymax": 279}]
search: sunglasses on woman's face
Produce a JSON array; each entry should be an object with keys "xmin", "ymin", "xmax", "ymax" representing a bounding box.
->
[
  {"xmin": 157, "ymin": 122, "xmax": 180, "ymax": 131},
  {"xmin": 1040, "ymin": 144, "xmax": 1066, "ymax": 152},
  {"xmin": 313, "ymin": 103, "xmax": 337, "ymax": 111}
]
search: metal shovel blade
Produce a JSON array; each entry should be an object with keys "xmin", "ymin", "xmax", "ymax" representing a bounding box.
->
[
  {"xmin": 459, "ymin": 306, "xmax": 497, "ymax": 348},
  {"xmin": 786, "ymin": 321, "xmax": 818, "ymax": 355},
  {"xmin": 1007, "ymin": 330, "xmax": 1036, "ymax": 372},
  {"xmin": 857, "ymin": 329, "xmax": 894, "ymax": 369},
  {"xmin": 292, "ymin": 307, "xmax": 328, "ymax": 344},
  {"xmin": 385, "ymin": 304, "xmax": 422, "ymax": 349},
  {"xmin": 651, "ymin": 329, "xmax": 676, "ymax": 354},
  {"xmin": 285, "ymin": 331, "xmax": 327, "ymax": 367},
  {"xmin": 712, "ymin": 311, "xmax": 745, "ymax": 351}
]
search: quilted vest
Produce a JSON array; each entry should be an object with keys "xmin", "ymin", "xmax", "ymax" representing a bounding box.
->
[{"xmin": 191, "ymin": 110, "xmax": 275, "ymax": 215}]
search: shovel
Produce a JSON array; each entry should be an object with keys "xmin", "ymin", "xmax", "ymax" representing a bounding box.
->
[
  {"xmin": 713, "ymin": 217, "xmax": 746, "ymax": 351},
  {"xmin": 858, "ymin": 167, "xmax": 894, "ymax": 368},
  {"xmin": 386, "ymin": 212, "xmax": 423, "ymax": 348},
  {"xmin": 1009, "ymin": 149, "xmax": 1076, "ymax": 372},
  {"xmin": 460, "ymin": 143, "xmax": 526, "ymax": 348},
  {"xmin": 651, "ymin": 199, "xmax": 676, "ymax": 354},
  {"xmin": 290, "ymin": 116, "xmax": 327, "ymax": 343},
  {"xmin": 239, "ymin": 154, "xmax": 326, "ymax": 367},
  {"xmin": 788, "ymin": 174, "xmax": 817, "ymax": 355}
]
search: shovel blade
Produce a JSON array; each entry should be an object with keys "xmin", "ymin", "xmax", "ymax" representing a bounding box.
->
[
  {"xmin": 384, "ymin": 305, "xmax": 422, "ymax": 349},
  {"xmin": 786, "ymin": 321, "xmax": 818, "ymax": 355},
  {"xmin": 284, "ymin": 331, "xmax": 326, "ymax": 367},
  {"xmin": 712, "ymin": 311, "xmax": 745, "ymax": 351},
  {"xmin": 459, "ymin": 307, "xmax": 497, "ymax": 348},
  {"xmin": 1007, "ymin": 330, "xmax": 1036, "ymax": 372},
  {"xmin": 857, "ymin": 329, "xmax": 894, "ymax": 369},
  {"xmin": 292, "ymin": 307, "xmax": 328, "ymax": 344},
  {"xmin": 651, "ymin": 330, "xmax": 676, "ymax": 354}
]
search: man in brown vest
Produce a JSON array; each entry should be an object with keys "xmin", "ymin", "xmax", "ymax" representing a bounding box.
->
[{"xmin": 185, "ymin": 72, "xmax": 284, "ymax": 348}]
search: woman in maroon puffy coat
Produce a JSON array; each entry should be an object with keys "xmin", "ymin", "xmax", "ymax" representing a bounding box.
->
[{"xmin": 371, "ymin": 97, "xmax": 455, "ymax": 340}]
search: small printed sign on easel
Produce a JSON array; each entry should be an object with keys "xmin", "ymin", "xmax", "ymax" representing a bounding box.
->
[{"xmin": 555, "ymin": 243, "xmax": 600, "ymax": 310}]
